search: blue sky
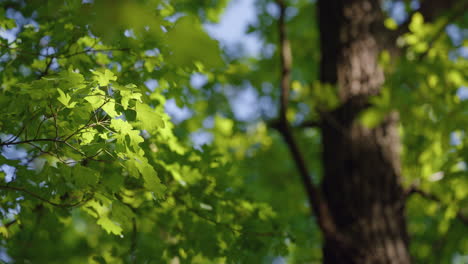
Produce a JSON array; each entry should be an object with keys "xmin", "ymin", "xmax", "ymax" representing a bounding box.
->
[
  {"xmin": 167, "ymin": 0, "xmax": 264, "ymax": 130},
  {"xmin": 205, "ymin": 0, "xmax": 261, "ymax": 56}
]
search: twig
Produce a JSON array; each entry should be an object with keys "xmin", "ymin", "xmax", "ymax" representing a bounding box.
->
[
  {"xmin": 62, "ymin": 98, "xmax": 109, "ymax": 142},
  {"xmin": 3, "ymin": 109, "xmax": 43, "ymax": 144},
  {"xmin": 3, "ymin": 125, "xmax": 27, "ymax": 145},
  {"xmin": 0, "ymin": 185, "xmax": 93, "ymax": 208},
  {"xmin": 0, "ymin": 43, "xmax": 131, "ymax": 59},
  {"xmin": 0, "ymin": 138, "xmax": 65, "ymax": 146},
  {"xmin": 174, "ymin": 196, "xmax": 283, "ymax": 238},
  {"xmin": 60, "ymin": 48, "xmax": 131, "ymax": 59},
  {"xmin": 63, "ymin": 141, "xmax": 86, "ymax": 156},
  {"xmin": 268, "ymin": 119, "xmax": 321, "ymax": 130},
  {"xmin": 26, "ymin": 142, "xmax": 68, "ymax": 164},
  {"xmin": 39, "ymin": 56, "xmax": 54, "ymax": 78},
  {"xmin": 417, "ymin": 1, "xmax": 468, "ymax": 61},
  {"xmin": 406, "ymin": 184, "xmax": 468, "ymax": 225},
  {"xmin": 48, "ymin": 103, "xmax": 59, "ymax": 140},
  {"xmin": 3, "ymin": 219, "xmax": 17, "ymax": 228},
  {"xmin": 33, "ymin": 116, "xmax": 49, "ymax": 140},
  {"xmin": 298, "ymin": 120, "xmax": 321, "ymax": 128}
]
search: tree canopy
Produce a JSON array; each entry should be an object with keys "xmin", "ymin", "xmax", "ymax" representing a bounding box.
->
[{"xmin": 0, "ymin": 0, "xmax": 467, "ymax": 263}]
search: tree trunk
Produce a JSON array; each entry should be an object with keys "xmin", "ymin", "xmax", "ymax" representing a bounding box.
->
[{"xmin": 317, "ymin": 0, "xmax": 411, "ymax": 263}]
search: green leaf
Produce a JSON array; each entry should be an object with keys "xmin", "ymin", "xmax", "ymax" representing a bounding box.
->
[
  {"xmin": 125, "ymin": 154, "xmax": 166, "ymax": 196},
  {"xmin": 110, "ymin": 118, "xmax": 134, "ymax": 135},
  {"xmin": 80, "ymin": 128, "xmax": 97, "ymax": 145},
  {"xmin": 101, "ymin": 99, "xmax": 120, "ymax": 118},
  {"xmin": 384, "ymin": 18, "xmax": 398, "ymax": 30},
  {"xmin": 122, "ymin": 90, "xmax": 142, "ymax": 110},
  {"xmin": 97, "ymin": 216, "xmax": 123, "ymax": 235},
  {"xmin": 110, "ymin": 119, "xmax": 144, "ymax": 151},
  {"xmin": 135, "ymin": 102, "xmax": 165, "ymax": 132},
  {"xmin": 111, "ymin": 201, "xmax": 135, "ymax": 224},
  {"xmin": 409, "ymin": 12, "xmax": 424, "ymax": 33},
  {"xmin": 85, "ymin": 88, "xmax": 106, "ymax": 109},
  {"xmin": 57, "ymin": 88, "xmax": 77, "ymax": 108},
  {"xmin": 58, "ymin": 68, "xmax": 86, "ymax": 90},
  {"xmin": 167, "ymin": 16, "xmax": 223, "ymax": 69},
  {"xmin": 358, "ymin": 108, "xmax": 387, "ymax": 128},
  {"xmin": 137, "ymin": 161, "xmax": 166, "ymax": 196},
  {"xmin": 73, "ymin": 165, "xmax": 99, "ymax": 187},
  {"xmin": 91, "ymin": 69, "xmax": 117, "ymax": 86}
]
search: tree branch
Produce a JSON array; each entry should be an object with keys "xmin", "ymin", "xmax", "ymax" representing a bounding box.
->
[
  {"xmin": 62, "ymin": 98, "xmax": 109, "ymax": 142},
  {"xmin": 3, "ymin": 219, "xmax": 17, "ymax": 228},
  {"xmin": 417, "ymin": 0, "xmax": 468, "ymax": 24},
  {"xmin": 58, "ymin": 47, "xmax": 131, "ymax": 59},
  {"xmin": 298, "ymin": 120, "xmax": 321, "ymax": 128},
  {"xmin": 406, "ymin": 185, "xmax": 468, "ymax": 225},
  {"xmin": 0, "ymin": 138, "xmax": 65, "ymax": 146},
  {"xmin": 274, "ymin": 0, "xmax": 338, "ymax": 238},
  {"xmin": 0, "ymin": 43, "xmax": 131, "ymax": 59},
  {"xmin": 174, "ymin": 196, "xmax": 284, "ymax": 238},
  {"xmin": 388, "ymin": 0, "xmax": 468, "ymax": 56},
  {"xmin": 0, "ymin": 185, "xmax": 92, "ymax": 208},
  {"xmin": 267, "ymin": 119, "xmax": 321, "ymax": 131},
  {"xmin": 416, "ymin": 0, "xmax": 468, "ymax": 61},
  {"xmin": 38, "ymin": 56, "xmax": 54, "ymax": 78}
]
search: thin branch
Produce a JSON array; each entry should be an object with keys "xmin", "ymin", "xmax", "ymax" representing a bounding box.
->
[
  {"xmin": 63, "ymin": 141, "xmax": 86, "ymax": 156},
  {"xmin": 417, "ymin": 1, "xmax": 468, "ymax": 61},
  {"xmin": 173, "ymin": 196, "xmax": 284, "ymax": 238},
  {"xmin": 394, "ymin": 0, "xmax": 466, "ymax": 37},
  {"xmin": 0, "ymin": 138, "xmax": 65, "ymax": 146},
  {"xmin": 0, "ymin": 185, "xmax": 93, "ymax": 208},
  {"xmin": 268, "ymin": 119, "xmax": 321, "ymax": 130},
  {"xmin": 3, "ymin": 126, "xmax": 26, "ymax": 145},
  {"xmin": 2, "ymin": 136, "xmax": 110, "ymax": 165},
  {"xmin": 3, "ymin": 109, "xmax": 43, "ymax": 144},
  {"xmin": 274, "ymin": 0, "xmax": 338, "ymax": 238},
  {"xmin": 278, "ymin": 1, "xmax": 292, "ymax": 123},
  {"xmin": 48, "ymin": 103, "xmax": 59, "ymax": 140},
  {"xmin": 33, "ymin": 116, "xmax": 49, "ymax": 140},
  {"xmin": 406, "ymin": 185, "xmax": 468, "ymax": 225},
  {"xmin": 62, "ymin": 98, "xmax": 109, "ymax": 142},
  {"xmin": 388, "ymin": 0, "xmax": 468, "ymax": 57},
  {"xmin": 379, "ymin": 0, "xmax": 468, "ymax": 59},
  {"xmin": 38, "ymin": 56, "xmax": 54, "ymax": 78},
  {"xmin": 0, "ymin": 43, "xmax": 131, "ymax": 59},
  {"xmin": 84, "ymin": 148, "xmax": 105, "ymax": 160},
  {"xmin": 190, "ymin": 206, "xmax": 283, "ymax": 237},
  {"xmin": 26, "ymin": 142, "xmax": 68, "ymax": 164},
  {"xmin": 417, "ymin": 0, "xmax": 468, "ymax": 25},
  {"xmin": 3, "ymin": 219, "xmax": 17, "ymax": 228},
  {"xmin": 58, "ymin": 47, "xmax": 131, "ymax": 59},
  {"xmin": 298, "ymin": 120, "xmax": 321, "ymax": 129}
]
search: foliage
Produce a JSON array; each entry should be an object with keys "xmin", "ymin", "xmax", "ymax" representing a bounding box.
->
[{"xmin": 0, "ymin": 0, "xmax": 467, "ymax": 263}]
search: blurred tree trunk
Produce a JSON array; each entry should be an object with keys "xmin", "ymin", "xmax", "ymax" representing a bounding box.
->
[{"xmin": 317, "ymin": 0, "xmax": 411, "ymax": 263}]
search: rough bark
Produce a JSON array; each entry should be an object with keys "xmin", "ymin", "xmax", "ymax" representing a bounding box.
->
[{"xmin": 317, "ymin": 0, "xmax": 411, "ymax": 263}]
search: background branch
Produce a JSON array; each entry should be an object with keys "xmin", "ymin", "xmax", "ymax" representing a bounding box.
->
[
  {"xmin": 298, "ymin": 120, "xmax": 321, "ymax": 128},
  {"xmin": 389, "ymin": 0, "xmax": 468, "ymax": 56},
  {"xmin": 274, "ymin": 0, "xmax": 339, "ymax": 239},
  {"xmin": 406, "ymin": 185, "xmax": 468, "ymax": 225},
  {"xmin": 0, "ymin": 185, "xmax": 92, "ymax": 208},
  {"xmin": 417, "ymin": 1, "xmax": 468, "ymax": 61}
]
